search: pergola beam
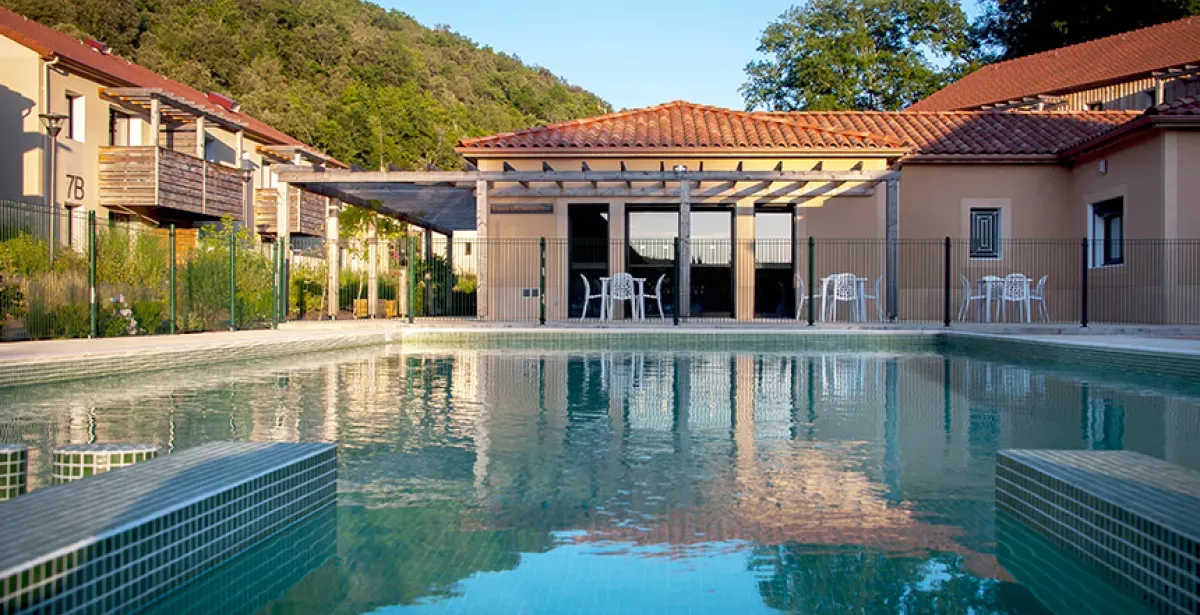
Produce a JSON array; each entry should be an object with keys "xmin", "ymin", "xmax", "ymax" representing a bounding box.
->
[
  {"xmin": 273, "ymin": 166, "xmax": 900, "ymax": 184},
  {"xmin": 487, "ymin": 182, "xmax": 875, "ymax": 200}
]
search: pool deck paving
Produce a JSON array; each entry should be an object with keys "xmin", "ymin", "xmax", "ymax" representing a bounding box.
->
[{"xmin": 1, "ymin": 321, "xmax": 1199, "ymax": 387}]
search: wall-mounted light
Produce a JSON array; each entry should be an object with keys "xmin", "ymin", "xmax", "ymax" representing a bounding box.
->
[
  {"xmin": 673, "ymin": 164, "xmax": 687, "ymax": 173},
  {"xmin": 1098, "ymin": 159, "xmax": 1108, "ymax": 175}
]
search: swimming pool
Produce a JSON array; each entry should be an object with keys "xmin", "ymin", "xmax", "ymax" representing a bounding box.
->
[{"xmin": 2, "ymin": 339, "xmax": 1197, "ymax": 613}]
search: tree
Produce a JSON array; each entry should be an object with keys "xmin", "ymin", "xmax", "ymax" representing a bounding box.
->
[
  {"xmin": 974, "ymin": 0, "xmax": 1200, "ymax": 60},
  {"xmin": 741, "ymin": 0, "xmax": 977, "ymax": 111}
]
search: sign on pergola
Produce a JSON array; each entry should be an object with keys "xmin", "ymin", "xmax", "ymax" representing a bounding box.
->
[{"xmin": 273, "ymin": 164, "xmax": 902, "ymax": 320}]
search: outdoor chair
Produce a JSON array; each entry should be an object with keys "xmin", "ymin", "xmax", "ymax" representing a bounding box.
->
[
  {"xmin": 958, "ymin": 275, "xmax": 986, "ymax": 321},
  {"xmin": 860, "ymin": 276, "xmax": 884, "ymax": 321},
  {"xmin": 999, "ymin": 273, "xmax": 1032, "ymax": 323},
  {"xmin": 1031, "ymin": 275, "xmax": 1049, "ymax": 322},
  {"xmin": 641, "ymin": 274, "xmax": 667, "ymax": 320},
  {"xmin": 579, "ymin": 274, "xmax": 607, "ymax": 321},
  {"xmin": 608, "ymin": 272, "xmax": 639, "ymax": 321},
  {"xmin": 823, "ymin": 273, "xmax": 861, "ymax": 322}
]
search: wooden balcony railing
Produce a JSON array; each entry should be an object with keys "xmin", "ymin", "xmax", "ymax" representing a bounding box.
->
[
  {"xmin": 98, "ymin": 146, "xmax": 248, "ymax": 221},
  {"xmin": 254, "ymin": 186, "xmax": 326, "ymax": 237}
]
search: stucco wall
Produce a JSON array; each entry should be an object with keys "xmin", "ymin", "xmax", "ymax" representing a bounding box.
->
[{"xmin": 0, "ymin": 36, "xmax": 42, "ymax": 206}]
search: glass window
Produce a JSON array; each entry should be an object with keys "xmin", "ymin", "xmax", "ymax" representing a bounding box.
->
[
  {"xmin": 1090, "ymin": 198, "xmax": 1124, "ymax": 267},
  {"xmin": 67, "ymin": 94, "xmax": 85, "ymax": 142},
  {"xmin": 969, "ymin": 208, "xmax": 1001, "ymax": 258}
]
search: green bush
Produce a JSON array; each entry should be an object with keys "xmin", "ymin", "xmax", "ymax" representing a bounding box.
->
[
  {"xmin": 178, "ymin": 218, "xmax": 274, "ymax": 331},
  {"xmin": 132, "ymin": 300, "xmax": 166, "ymax": 334},
  {"xmin": 290, "ymin": 262, "xmax": 326, "ymax": 319}
]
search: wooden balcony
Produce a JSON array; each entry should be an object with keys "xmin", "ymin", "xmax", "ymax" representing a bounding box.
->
[
  {"xmin": 98, "ymin": 146, "xmax": 248, "ymax": 222},
  {"xmin": 254, "ymin": 186, "xmax": 326, "ymax": 237}
]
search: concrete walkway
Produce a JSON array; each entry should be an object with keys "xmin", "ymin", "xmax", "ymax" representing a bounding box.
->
[{"xmin": 0, "ymin": 326, "xmax": 400, "ymax": 388}]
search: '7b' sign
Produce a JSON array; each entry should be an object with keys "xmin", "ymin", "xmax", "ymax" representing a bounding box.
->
[{"xmin": 65, "ymin": 174, "xmax": 85, "ymax": 203}]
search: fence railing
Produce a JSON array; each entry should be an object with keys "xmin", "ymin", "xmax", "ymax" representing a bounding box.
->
[{"xmin": 3, "ymin": 199, "xmax": 1199, "ymax": 339}]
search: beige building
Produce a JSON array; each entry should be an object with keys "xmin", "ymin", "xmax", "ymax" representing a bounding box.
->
[
  {"xmin": 0, "ymin": 6, "xmax": 343, "ymax": 243},
  {"xmin": 273, "ymin": 97, "xmax": 1200, "ymax": 323}
]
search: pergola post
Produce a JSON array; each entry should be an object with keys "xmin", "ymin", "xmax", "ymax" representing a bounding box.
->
[
  {"xmin": 678, "ymin": 173, "xmax": 691, "ymax": 319},
  {"xmin": 194, "ymin": 116, "xmax": 205, "ymax": 160},
  {"xmin": 325, "ymin": 197, "xmax": 340, "ymax": 319},
  {"xmin": 885, "ymin": 178, "xmax": 899, "ymax": 321},
  {"xmin": 475, "ymin": 179, "xmax": 489, "ymax": 320},
  {"xmin": 424, "ymin": 227, "xmax": 433, "ymax": 314},
  {"xmin": 367, "ymin": 219, "xmax": 379, "ymax": 318}
]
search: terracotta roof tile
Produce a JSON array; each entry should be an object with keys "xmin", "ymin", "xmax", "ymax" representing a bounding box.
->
[
  {"xmin": 909, "ymin": 17, "xmax": 1200, "ymax": 111},
  {"xmin": 0, "ymin": 6, "xmax": 336, "ymax": 162},
  {"xmin": 457, "ymin": 101, "xmax": 908, "ymax": 153},
  {"xmin": 458, "ymin": 101, "xmax": 1138, "ymax": 159},
  {"xmin": 775, "ymin": 110, "xmax": 1138, "ymax": 157},
  {"xmin": 1147, "ymin": 96, "xmax": 1200, "ymax": 115}
]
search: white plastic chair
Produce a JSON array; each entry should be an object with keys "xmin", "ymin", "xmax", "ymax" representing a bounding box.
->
[
  {"xmin": 1000, "ymin": 273, "xmax": 1032, "ymax": 323},
  {"xmin": 860, "ymin": 276, "xmax": 884, "ymax": 321},
  {"xmin": 958, "ymin": 275, "xmax": 986, "ymax": 321},
  {"xmin": 1031, "ymin": 275, "xmax": 1049, "ymax": 322},
  {"xmin": 641, "ymin": 274, "xmax": 667, "ymax": 320},
  {"xmin": 794, "ymin": 275, "xmax": 807, "ymax": 320},
  {"xmin": 824, "ymin": 273, "xmax": 861, "ymax": 322},
  {"xmin": 579, "ymin": 274, "xmax": 607, "ymax": 321},
  {"xmin": 608, "ymin": 273, "xmax": 638, "ymax": 321}
]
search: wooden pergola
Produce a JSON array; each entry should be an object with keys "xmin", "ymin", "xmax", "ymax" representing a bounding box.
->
[
  {"xmin": 101, "ymin": 87, "xmax": 247, "ymax": 161},
  {"xmin": 274, "ymin": 164, "xmax": 902, "ymax": 320}
]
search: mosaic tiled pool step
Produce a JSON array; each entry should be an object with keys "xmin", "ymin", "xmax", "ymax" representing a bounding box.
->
[
  {"xmin": 0, "ymin": 441, "xmax": 337, "ymax": 615},
  {"xmin": 51, "ymin": 444, "xmax": 158, "ymax": 485},
  {"xmin": 996, "ymin": 450, "xmax": 1200, "ymax": 615},
  {"xmin": 139, "ymin": 504, "xmax": 336, "ymax": 615},
  {"xmin": 0, "ymin": 445, "xmax": 26, "ymax": 501}
]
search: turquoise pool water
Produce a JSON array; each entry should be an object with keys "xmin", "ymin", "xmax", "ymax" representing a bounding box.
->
[{"xmin": 2, "ymin": 343, "xmax": 1198, "ymax": 613}]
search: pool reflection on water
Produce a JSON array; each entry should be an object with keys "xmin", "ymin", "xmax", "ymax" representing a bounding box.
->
[{"xmin": 1, "ymin": 347, "xmax": 1196, "ymax": 614}]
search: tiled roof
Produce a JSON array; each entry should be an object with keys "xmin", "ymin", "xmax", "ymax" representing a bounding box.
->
[
  {"xmin": 909, "ymin": 16, "xmax": 1200, "ymax": 111},
  {"xmin": 0, "ymin": 6, "xmax": 335, "ymax": 162},
  {"xmin": 774, "ymin": 110, "xmax": 1138, "ymax": 158},
  {"xmin": 459, "ymin": 101, "xmax": 1138, "ymax": 159},
  {"xmin": 1147, "ymin": 96, "xmax": 1200, "ymax": 115},
  {"xmin": 457, "ymin": 101, "xmax": 909, "ymax": 153}
]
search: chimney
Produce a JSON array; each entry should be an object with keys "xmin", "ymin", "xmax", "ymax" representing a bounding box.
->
[
  {"xmin": 207, "ymin": 91, "xmax": 241, "ymax": 113},
  {"xmin": 84, "ymin": 38, "xmax": 109, "ymax": 54}
]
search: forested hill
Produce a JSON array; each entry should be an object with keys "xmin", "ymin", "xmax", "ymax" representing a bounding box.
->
[{"xmin": 3, "ymin": 0, "xmax": 610, "ymax": 169}]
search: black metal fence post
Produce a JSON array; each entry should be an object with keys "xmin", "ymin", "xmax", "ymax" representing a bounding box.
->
[
  {"xmin": 673, "ymin": 237, "xmax": 681, "ymax": 326},
  {"xmin": 168, "ymin": 224, "xmax": 177, "ymax": 334},
  {"xmin": 807, "ymin": 236, "xmax": 815, "ymax": 326},
  {"xmin": 943, "ymin": 236, "xmax": 952, "ymax": 327},
  {"xmin": 1080, "ymin": 237, "xmax": 1089, "ymax": 328},
  {"xmin": 88, "ymin": 211, "xmax": 97, "ymax": 338},
  {"xmin": 229, "ymin": 230, "xmax": 237, "ymax": 332},
  {"xmin": 539, "ymin": 237, "xmax": 546, "ymax": 325}
]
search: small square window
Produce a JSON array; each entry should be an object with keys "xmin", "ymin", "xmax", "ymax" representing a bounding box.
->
[{"xmin": 969, "ymin": 208, "xmax": 1001, "ymax": 258}]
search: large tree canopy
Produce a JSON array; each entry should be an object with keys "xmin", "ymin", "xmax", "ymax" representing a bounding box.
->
[
  {"xmin": 741, "ymin": 0, "xmax": 976, "ymax": 111},
  {"xmin": 1, "ymin": 0, "xmax": 610, "ymax": 170},
  {"xmin": 975, "ymin": 0, "xmax": 1200, "ymax": 60}
]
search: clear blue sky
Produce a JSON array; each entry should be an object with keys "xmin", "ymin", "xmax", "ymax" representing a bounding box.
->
[{"xmin": 383, "ymin": 0, "xmax": 985, "ymax": 112}]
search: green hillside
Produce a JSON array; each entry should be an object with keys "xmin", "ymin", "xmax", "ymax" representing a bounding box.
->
[{"xmin": 3, "ymin": 0, "xmax": 610, "ymax": 168}]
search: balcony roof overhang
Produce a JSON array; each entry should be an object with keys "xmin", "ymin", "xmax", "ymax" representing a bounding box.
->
[
  {"xmin": 258, "ymin": 145, "xmax": 348, "ymax": 169},
  {"xmin": 101, "ymin": 87, "xmax": 246, "ymax": 131},
  {"xmin": 271, "ymin": 165, "xmax": 900, "ymax": 235}
]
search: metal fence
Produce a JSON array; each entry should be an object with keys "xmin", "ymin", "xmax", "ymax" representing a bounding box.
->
[{"xmin": 3, "ymin": 198, "xmax": 1199, "ymax": 339}]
